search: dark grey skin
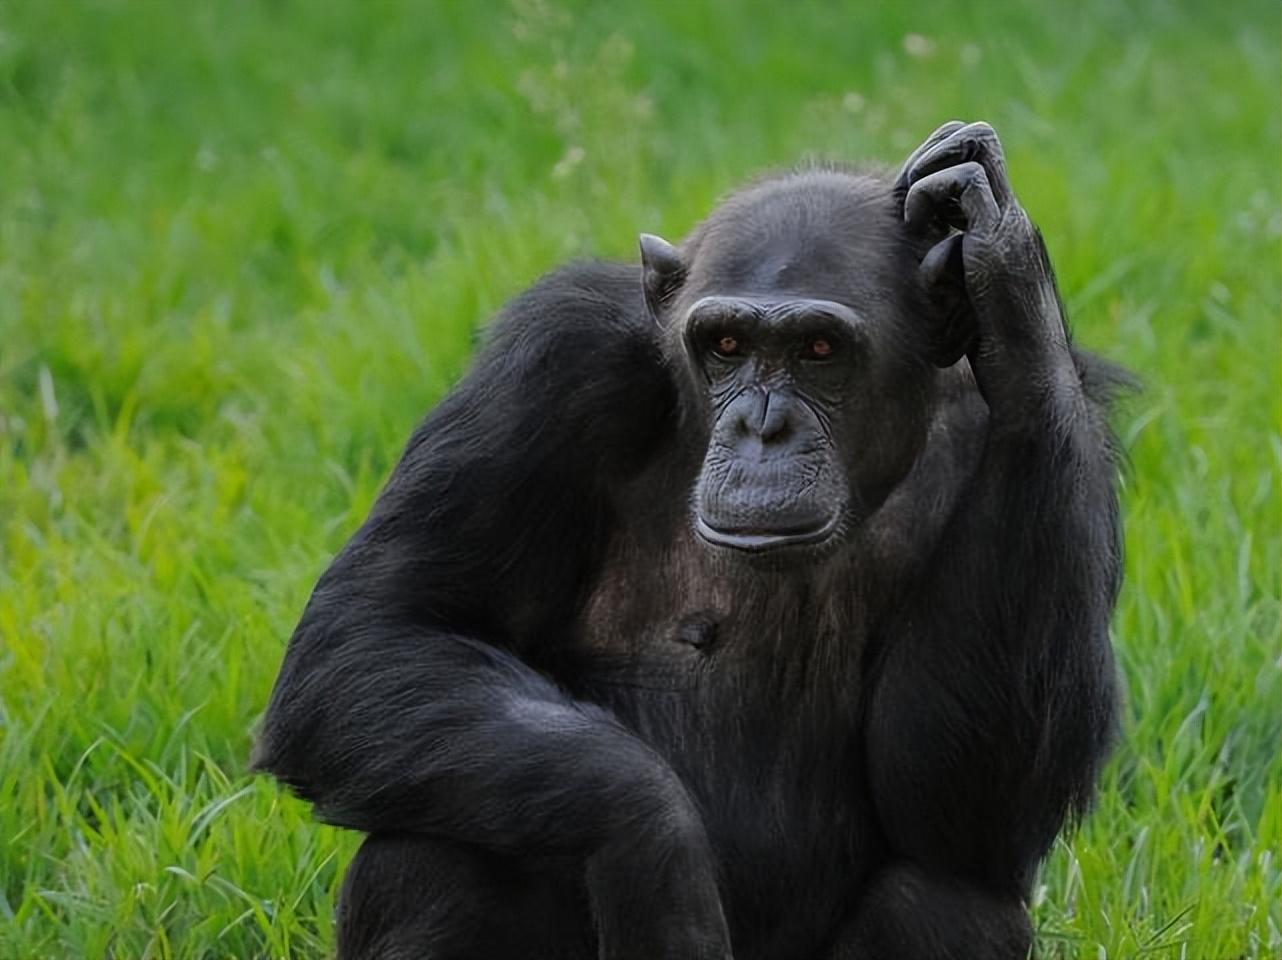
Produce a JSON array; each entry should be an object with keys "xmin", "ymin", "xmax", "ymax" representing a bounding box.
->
[
  {"xmin": 682, "ymin": 293, "xmax": 896, "ymax": 550},
  {"xmin": 255, "ymin": 121, "xmax": 1125, "ymax": 959}
]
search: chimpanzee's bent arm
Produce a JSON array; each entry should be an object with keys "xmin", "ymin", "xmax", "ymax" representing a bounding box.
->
[
  {"xmin": 864, "ymin": 125, "xmax": 1124, "ymax": 902},
  {"xmin": 254, "ymin": 263, "xmax": 732, "ymax": 956},
  {"xmin": 260, "ymin": 616, "xmax": 694, "ymax": 846},
  {"xmin": 255, "ymin": 262, "xmax": 674, "ymax": 840}
]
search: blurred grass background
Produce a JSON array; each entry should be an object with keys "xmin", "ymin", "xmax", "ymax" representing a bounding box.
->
[{"xmin": 0, "ymin": 1, "xmax": 1278, "ymax": 957}]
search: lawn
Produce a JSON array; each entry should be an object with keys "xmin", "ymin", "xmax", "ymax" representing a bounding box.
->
[{"xmin": 0, "ymin": 1, "xmax": 1278, "ymax": 957}]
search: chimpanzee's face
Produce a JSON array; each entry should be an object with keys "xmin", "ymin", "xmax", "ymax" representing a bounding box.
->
[
  {"xmin": 641, "ymin": 172, "xmax": 940, "ymax": 558},
  {"xmin": 680, "ymin": 286, "xmax": 932, "ymax": 557},
  {"xmin": 681, "ymin": 294, "xmax": 868, "ymax": 553}
]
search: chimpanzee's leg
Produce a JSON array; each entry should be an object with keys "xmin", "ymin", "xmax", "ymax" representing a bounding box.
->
[
  {"xmin": 821, "ymin": 862, "xmax": 1033, "ymax": 960},
  {"xmin": 337, "ymin": 833, "xmax": 596, "ymax": 960}
]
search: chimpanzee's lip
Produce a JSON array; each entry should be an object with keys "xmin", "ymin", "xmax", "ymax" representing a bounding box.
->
[{"xmin": 694, "ymin": 512, "xmax": 841, "ymax": 552}]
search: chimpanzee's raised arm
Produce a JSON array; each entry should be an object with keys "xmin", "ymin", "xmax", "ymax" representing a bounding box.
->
[
  {"xmin": 838, "ymin": 123, "xmax": 1126, "ymax": 958},
  {"xmin": 253, "ymin": 261, "xmax": 732, "ymax": 958}
]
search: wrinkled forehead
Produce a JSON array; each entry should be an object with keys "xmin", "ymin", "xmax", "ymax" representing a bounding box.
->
[{"xmin": 679, "ymin": 175, "xmax": 908, "ymax": 307}]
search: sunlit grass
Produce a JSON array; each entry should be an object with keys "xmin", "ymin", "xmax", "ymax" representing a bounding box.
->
[{"xmin": 1, "ymin": 1, "xmax": 1278, "ymax": 956}]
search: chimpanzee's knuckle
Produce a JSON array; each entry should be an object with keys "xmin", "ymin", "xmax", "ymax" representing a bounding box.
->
[
  {"xmin": 962, "ymin": 161, "xmax": 992, "ymax": 191},
  {"xmin": 971, "ymin": 120, "xmax": 1000, "ymax": 145}
]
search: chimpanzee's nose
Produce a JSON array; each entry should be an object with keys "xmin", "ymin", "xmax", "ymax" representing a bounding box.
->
[
  {"xmin": 757, "ymin": 390, "xmax": 789, "ymax": 442},
  {"xmin": 734, "ymin": 388, "xmax": 791, "ymax": 445}
]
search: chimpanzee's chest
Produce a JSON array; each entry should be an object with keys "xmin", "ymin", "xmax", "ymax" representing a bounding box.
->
[{"xmin": 567, "ymin": 521, "xmax": 878, "ymax": 958}]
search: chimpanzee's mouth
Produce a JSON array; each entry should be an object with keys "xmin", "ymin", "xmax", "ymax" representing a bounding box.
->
[{"xmin": 694, "ymin": 512, "xmax": 841, "ymax": 552}]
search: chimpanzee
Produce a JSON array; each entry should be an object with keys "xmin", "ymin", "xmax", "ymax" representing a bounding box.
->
[{"xmin": 254, "ymin": 121, "xmax": 1128, "ymax": 960}]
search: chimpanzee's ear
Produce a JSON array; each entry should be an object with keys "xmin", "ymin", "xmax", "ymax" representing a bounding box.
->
[
  {"xmin": 918, "ymin": 232, "xmax": 978, "ymax": 368},
  {"xmin": 639, "ymin": 233, "xmax": 686, "ymax": 323}
]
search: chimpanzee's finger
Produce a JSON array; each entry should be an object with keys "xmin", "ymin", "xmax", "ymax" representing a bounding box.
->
[
  {"xmin": 903, "ymin": 121, "xmax": 1015, "ymax": 209},
  {"xmin": 904, "ymin": 162, "xmax": 1001, "ymax": 235},
  {"xmin": 919, "ymin": 232, "xmax": 964, "ymax": 288},
  {"xmin": 893, "ymin": 120, "xmax": 967, "ymax": 193}
]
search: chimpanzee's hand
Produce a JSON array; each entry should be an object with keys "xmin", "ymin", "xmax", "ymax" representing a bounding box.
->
[
  {"xmin": 587, "ymin": 795, "xmax": 733, "ymax": 960},
  {"xmin": 897, "ymin": 121, "xmax": 1074, "ymax": 416}
]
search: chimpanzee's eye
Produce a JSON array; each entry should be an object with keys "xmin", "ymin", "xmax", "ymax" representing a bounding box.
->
[
  {"xmin": 712, "ymin": 335, "xmax": 740, "ymax": 358},
  {"xmin": 806, "ymin": 337, "xmax": 835, "ymax": 360}
]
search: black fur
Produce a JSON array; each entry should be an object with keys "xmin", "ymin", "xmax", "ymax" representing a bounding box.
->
[{"xmin": 256, "ymin": 130, "xmax": 1125, "ymax": 960}]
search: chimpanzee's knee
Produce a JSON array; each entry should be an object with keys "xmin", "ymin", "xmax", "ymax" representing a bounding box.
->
[
  {"xmin": 833, "ymin": 861, "xmax": 1033, "ymax": 960},
  {"xmin": 338, "ymin": 833, "xmax": 593, "ymax": 960}
]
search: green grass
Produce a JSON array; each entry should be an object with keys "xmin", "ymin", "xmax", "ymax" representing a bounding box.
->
[{"xmin": 0, "ymin": 1, "xmax": 1278, "ymax": 956}]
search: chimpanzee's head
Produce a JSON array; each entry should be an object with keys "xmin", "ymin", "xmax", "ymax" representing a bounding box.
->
[{"xmin": 641, "ymin": 169, "xmax": 967, "ymax": 557}]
